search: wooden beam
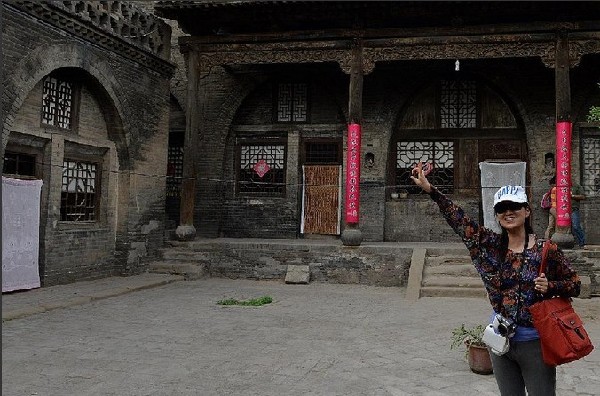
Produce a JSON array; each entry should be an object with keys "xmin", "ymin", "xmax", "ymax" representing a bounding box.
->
[
  {"xmin": 178, "ymin": 21, "xmax": 600, "ymax": 46},
  {"xmin": 348, "ymin": 43, "xmax": 363, "ymax": 124},
  {"xmin": 176, "ymin": 51, "xmax": 200, "ymax": 241},
  {"xmin": 555, "ymin": 32, "xmax": 571, "ymax": 121}
]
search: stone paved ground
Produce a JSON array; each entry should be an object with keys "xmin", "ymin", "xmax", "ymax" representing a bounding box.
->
[{"xmin": 2, "ymin": 277, "xmax": 599, "ymax": 395}]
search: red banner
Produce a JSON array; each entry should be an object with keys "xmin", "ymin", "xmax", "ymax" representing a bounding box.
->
[
  {"xmin": 345, "ymin": 124, "xmax": 361, "ymax": 224},
  {"xmin": 555, "ymin": 121, "xmax": 572, "ymax": 227}
]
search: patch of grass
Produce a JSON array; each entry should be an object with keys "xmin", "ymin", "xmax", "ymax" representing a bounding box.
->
[{"xmin": 217, "ymin": 295, "xmax": 273, "ymax": 306}]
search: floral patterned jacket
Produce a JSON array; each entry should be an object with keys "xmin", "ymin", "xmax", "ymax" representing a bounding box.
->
[{"xmin": 430, "ymin": 187, "xmax": 581, "ymax": 327}]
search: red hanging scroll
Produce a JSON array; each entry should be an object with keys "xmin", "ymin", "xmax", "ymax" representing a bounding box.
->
[
  {"xmin": 345, "ymin": 124, "xmax": 361, "ymax": 224},
  {"xmin": 555, "ymin": 121, "xmax": 572, "ymax": 227}
]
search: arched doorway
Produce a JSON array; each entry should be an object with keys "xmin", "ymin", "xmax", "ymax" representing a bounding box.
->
[{"xmin": 385, "ymin": 74, "xmax": 527, "ymax": 242}]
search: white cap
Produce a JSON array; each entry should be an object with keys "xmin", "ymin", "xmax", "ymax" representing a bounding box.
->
[{"xmin": 493, "ymin": 185, "xmax": 528, "ymax": 207}]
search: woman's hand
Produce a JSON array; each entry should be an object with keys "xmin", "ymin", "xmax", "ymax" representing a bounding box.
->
[
  {"xmin": 409, "ymin": 161, "xmax": 433, "ymax": 193},
  {"xmin": 534, "ymin": 273, "xmax": 549, "ymax": 294}
]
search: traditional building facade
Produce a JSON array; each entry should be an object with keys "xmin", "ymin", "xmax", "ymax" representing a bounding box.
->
[
  {"xmin": 3, "ymin": 1, "xmax": 599, "ymax": 289},
  {"xmin": 2, "ymin": 1, "xmax": 175, "ymax": 286},
  {"xmin": 155, "ymin": 1, "xmax": 600, "ymax": 246}
]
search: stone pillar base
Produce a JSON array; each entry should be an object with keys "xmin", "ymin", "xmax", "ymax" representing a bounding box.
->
[
  {"xmin": 341, "ymin": 226, "xmax": 363, "ymax": 246},
  {"xmin": 551, "ymin": 228, "xmax": 574, "ymax": 250},
  {"xmin": 175, "ymin": 224, "xmax": 196, "ymax": 241}
]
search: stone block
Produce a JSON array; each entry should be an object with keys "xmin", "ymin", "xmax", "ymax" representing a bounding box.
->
[
  {"xmin": 579, "ymin": 276, "xmax": 591, "ymax": 299},
  {"xmin": 285, "ymin": 265, "xmax": 310, "ymax": 284}
]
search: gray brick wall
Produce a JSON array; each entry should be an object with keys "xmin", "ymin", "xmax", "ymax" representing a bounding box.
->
[
  {"xmin": 169, "ymin": 240, "xmax": 412, "ymax": 287},
  {"xmin": 2, "ymin": 4, "xmax": 172, "ymax": 286}
]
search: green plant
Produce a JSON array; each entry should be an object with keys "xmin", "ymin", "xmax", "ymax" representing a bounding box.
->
[
  {"xmin": 587, "ymin": 83, "xmax": 600, "ymax": 122},
  {"xmin": 587, "ymin": 106, "xmax": 600, "ymax": 122},
  {"xmin": 217, "ymin": 295, "xmax": 273, "ymax": 306},
  {"xmin": 450, "ymin": 323, "xmax": 487, "ymax": 352}
]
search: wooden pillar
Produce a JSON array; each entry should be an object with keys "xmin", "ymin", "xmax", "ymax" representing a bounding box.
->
[
  {"xmin": 551, "ymin": 31, "xmax": 575, "ymax": 248},
  {"xmin": 176, "ymin": 50, "xmax": 199, "ymax": 241},
  {"xmin": 341, "ymin": 41, "xmax": 364, "ymax": 246}
]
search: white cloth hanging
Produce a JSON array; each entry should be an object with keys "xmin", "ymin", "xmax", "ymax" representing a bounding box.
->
[
  {"xmin": 479, "ymin": 162, "xmax": 527, "ymax": 234},
  {"xmin": 2, "ymin": 176, "xmax": 43, "ymax": 292}
]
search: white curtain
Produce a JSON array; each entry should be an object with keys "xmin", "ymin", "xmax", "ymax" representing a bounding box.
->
[
  {"xmin": 479, "ymin": 162, "xmax": 527, "ymax": 234},
  {"xmin": 2, "ymin": 177, "xmax": 43, "ymax": 292}
]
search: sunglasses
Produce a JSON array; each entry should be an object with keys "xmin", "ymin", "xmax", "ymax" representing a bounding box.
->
[{"xmin": 495, "ymin": 201, "xmax": 527, "ymax": 214}]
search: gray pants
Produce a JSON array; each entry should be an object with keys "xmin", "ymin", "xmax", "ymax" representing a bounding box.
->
[{"xmin": 490, "ymin": 339, "xmax": 556, "ymax": 396}]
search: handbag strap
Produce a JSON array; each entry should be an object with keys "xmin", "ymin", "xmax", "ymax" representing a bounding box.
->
[{"xmin": 538, "ymin": 240, "xmax": 552, "ymax": 275}]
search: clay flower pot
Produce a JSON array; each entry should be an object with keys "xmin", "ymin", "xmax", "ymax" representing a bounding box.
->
[
  {"xmin": 451, "ymin": 324, "xmax": 493, "ymax": 375},
  {"xmin": 467, "ymin": 343, "xmax": 493, "ymax": 375}
]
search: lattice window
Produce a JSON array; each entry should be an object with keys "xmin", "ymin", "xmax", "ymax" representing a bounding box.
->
[
  {"xmin": 440, "ymin": 80, "xmax": 477, "ymax": 128},
  {"xmin": 166, "ymin": 146, "xmax": 184, "ymax": 198},
  {"xmin": 396, "ymin": 141, "xmax": 455, "ymax": 194},
  {"xmin": 305, "ymin": 142, "xmax": 340, "ymax": 164},
  {"xmin": 582, "ymin": 129, "xmax": 600, "ymax": 196},
  {"xmin": 277, "ymin": 83, "xmax": 307, "ymax": 122},
  {"xmin": 42, "ymin": 77, "xmax": 74, "ymax": 129},
  {"xmin": 3, "ymin": 152, "xmax": 36, "ymax": 178},
  {"xmin": 61, "ymin": 160, "xmax": 98, "ymax": 221},
  {"xmin": 238, "ymin": 142, "xmax": 286, "ymax": 195}
]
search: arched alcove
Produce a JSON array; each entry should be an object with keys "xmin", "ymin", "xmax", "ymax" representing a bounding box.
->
[
  {"xmin": 384, "ymin": 73, "xmax": 528, "ymax": 242},
  {"xmin": 388, "ymin": 74, "xmax": 527, "ymax": 198},
  {"xmin": 4, "ymin": 62, "xmax": 131, "ymax": 284}
]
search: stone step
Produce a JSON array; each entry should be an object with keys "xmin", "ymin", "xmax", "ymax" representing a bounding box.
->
[
  {"xmin": 420, "ymin": 286, "xmax": 488, "ymax": 299},
  {"xmin": 425, "ymin": 256, "xmax": 473, "ymax": 267},
  {"xmin": 159, "ymin": 249, "xmax": 212, "ymax": 262},
  {"xmin": 420, "ymin": 247, "xmax": 485, "ymax": 297},
  {"xmin": 423, "ymin": 263, "xmax": 479, "ymax": 277},
  {"xmin": 147, "ymin": 261, "xmax": 208, "ymax": 280},
  {"xmin": 581, "ymin": 250, "xmax": 600, "ymax": 258},
  {"xmin": 422, "ymin": 276, "xmax": 484, "ymax": 288},
  {"xmin": 426, "ymin": 247, "xmax": 471, "ymax": 256}
]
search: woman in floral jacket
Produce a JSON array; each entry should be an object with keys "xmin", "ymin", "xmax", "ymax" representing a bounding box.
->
[{"xmin": 410, "ymin": 162, "xmax": 580, "ymax": 396}]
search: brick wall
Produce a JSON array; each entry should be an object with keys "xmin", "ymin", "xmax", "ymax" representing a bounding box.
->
[
  {"xmin": 2, "ymin": 4, "xmax": 172, "ymax": 285},
  {"xmin": 582, "ymin": 198, "xmax": 600, "ymax": 244},
  {"xmin": 172, "ymin": 240, "xmax": 412, "ymax": 287}
]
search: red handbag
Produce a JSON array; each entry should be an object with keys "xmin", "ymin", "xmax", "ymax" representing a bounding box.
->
[{"xmin": 529, "ymin": 241, "xmax": 594, "ymax": 367}]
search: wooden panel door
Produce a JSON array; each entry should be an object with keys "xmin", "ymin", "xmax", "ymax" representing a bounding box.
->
[{"xmin": 302, "ymin": 165, "xmax": 341, "ymax": 235}]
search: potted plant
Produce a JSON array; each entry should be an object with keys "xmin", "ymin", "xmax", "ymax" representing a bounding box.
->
[{"xmin": 450, "ymin": 323, "xmax": 493, "ymax": 375}]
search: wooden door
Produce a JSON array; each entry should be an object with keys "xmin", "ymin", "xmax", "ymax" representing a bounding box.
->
[{"xmin": 301, "ymin": 165, "xmax": 341, "ymax": 235}]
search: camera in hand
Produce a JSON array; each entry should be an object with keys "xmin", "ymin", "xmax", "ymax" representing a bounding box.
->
[{"xmin": 493, "ymin": 314, "xmax": 517, "ymax": 338}]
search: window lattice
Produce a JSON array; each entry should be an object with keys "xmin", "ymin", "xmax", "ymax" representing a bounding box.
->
[
  {"xmin": 396, "ymin": 141, "xmax": 455, "ymax": 194},
  {"xmin": 3, "ymin": 152, "xmax": 36, "ymax": 177},
  {"xmin": 239, "ymin": 144, "xmax": 286, "ymax": 195},
  {"xmin": 305, "ymin": 142, "xmax": 339, "ymax": 164},
  {"xmin": 277, "ymin": 83, "xmax": 307, "ymax": 122},
  {"xmin": 440, "ymin": 80, "xmax": 476, "ymax": 128},
  {"xmin": 42, "ymin": 77, "xmax": 74, "ymax": 129},
  {"xmin": 582, "ymin": 134, "xmax": 600, "ymax": 196},
  {"xmin": 166, "ymin": 146, "xmax": 184, "ymax": 198},
  {"xmin": 61, "ymin": 160, "xmax": 97, "ymax": 221}
]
